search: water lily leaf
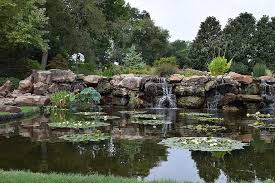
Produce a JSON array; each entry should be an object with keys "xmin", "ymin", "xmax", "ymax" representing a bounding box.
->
[
  {"xmin": 180, "ymin": 112, "xmax": 214, "ymax": 118},
  {"xmin": 60, "ymin": 132, "xmax": 110, "ymax": 142},
  {"xmin": 48, "ymin": 121, "xmax": 110, "ymax": 129},
  {"xmin": 131, "ymin": 119, "xmax": 167, "ymax": 125},
  {"xmin": 159, "ymin": 137, "xmax": 248, "ymax": 152},
  {"xmin": 74, "ymin": 112, "xmax": 107, "ymax": 116},
  {"xmin": 118, "ymin": 111, "xmax": 147, "ymax": 115},
  {"xmin": 132, "ymin": 114, "xmax": 165, "ymax": 120}
]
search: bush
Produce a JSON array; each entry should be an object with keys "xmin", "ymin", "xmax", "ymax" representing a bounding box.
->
[
  {"xmin": 154, "ymin": 57, "xmax": 177, "ymax": 67},
  {"xmin": 208, "ymin": 56, "xmax": 232, "ymax": 76},
  {"xmin": 122, "ymin": 46, "xmax": 145, "ymax": 70},
  {"xmin": 78, "ymin": 63, "xmax": 96, "ymax": 75},
  {"xmin": 253, "ymin": 63, "xmax": 267, "ymax": 78},
  {"xmin": 25, "ymin": 59, "xmax": 41, "ymax": 70},
  {"xmin": 47, "ymin": 54, "xmax": 69, "ymax": 70},
  {"xmin": 230, "ymin": 62, "xmax": 249, "ymax": 74},
  {"xmin": 0, "ymin": 77, "xmax": 20, "ymax": 90},
  {"xmin": 51, "ymin": 91, "xmax": 73, "ymax": 109},
  {"xmin": 178, "ymin": 69, "xmax": 208, "ymax": 77},
  {"xmin": 154, "ymin": 63, "xmax": 178, "ymax": 77}
]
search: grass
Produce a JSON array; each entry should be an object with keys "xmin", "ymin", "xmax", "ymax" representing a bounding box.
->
[
  {"xmin": 0, "ymin": 112, "xmax": 12, "ymax": 115},
  {"xmin": 0, "ymin": 170, "xmax": 180, "ymax": 183}
]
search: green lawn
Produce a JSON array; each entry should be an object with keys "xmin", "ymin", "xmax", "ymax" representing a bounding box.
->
[{"xmin": 0, "ymin": 170, "xmax": 179, "ymax": 183}]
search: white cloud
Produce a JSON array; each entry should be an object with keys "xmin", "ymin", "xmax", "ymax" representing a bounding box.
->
[{"xmin": 125, "ymin": 0, "xmax": 275, "ymax": 41}]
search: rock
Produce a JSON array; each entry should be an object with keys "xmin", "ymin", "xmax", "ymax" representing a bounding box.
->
[
  {"xmin": 168, "ymin": 74, "xmax": 184, "ymax": 83},
  {"xmin": 0, "ymin": 98, "xmax": 16, "ymax": 106},
  {"xmin": 15, "ymin": 95, "xmax": 50, "ymax": 106},
  {"xmin": 181, "ymin": 76, "xmax": 210, "ymax": 85},
  {"xmin": 112, "ymin": 88, "xmax": 129, "ymax": 97},
  {"xmin": 33, "ymin": 82, "xmax": 49, "ymax": 95},
  {"xmin": 50, "ymin": 69, "xmax": 76, "ymax": 83},
  {"xmin": 48, "ymin": 83, "xmax": 72, "ymax": 93},
  {"xmin": 0, "ymin": 105, "xmax": 22, "ymax": 113},
  {"xmin": 227, "ymin": 72, "xmax": 253, "ymax": 85},
  {"xmin": 177, "ymin": 96, "xmax": 205, "ymax": 108},
  {"xmin": 83, "ymin": 75, "xmax": 107, "ymax": 86},
  {"xmin": 18, "ymin": 76, "xmax": 33, "ymax": 93},
  {"xmin": 244, "ymin": 83, "xmax": 260, "ymax": 95},
  {"xmin": 0, "ymin": 80, "xmax": 12, "ymax": 96},
  {"xmin": 259, "ymin": 76, "xmax": 275, "ymax": 84},
  {"xmin": 72, "ymin": 81, "xmax": 86, "ymax": 93},
  {"xmin": 144, "ymin": 82, "xmax": 163, "ymax": 97},
  {"xmin": 33, "ymin": 71, "xmax": 52, "ymax": 84},
  {"xmin": 174, "ymin": 85, "xmax": 205, "ymax": 97},
  {"xmin": 96, "ymin": 80, "xmax": 113, "ymax": 95},
  {"xmin": 205, "ymin": 80, "xmax": 218, "ymax": 92},
  {"xmin": 220, "ymin": 93, "xmax": 237, "ymax": 106},
  {"xmin": 237, "ymin": 94, "xmax": 262, "ymax": 103},
  {"xmin": 119, "ymin": 76, "xmax": 142, "ymax": 90},
  {"xmin": 111, "ymin": 74, "xmax": 135, "ymax": 87},
  {"xmin": 140, "ymin": 76, "xmax": 162, "ymax": 91},
  {"xmin": 112, "ymin": 97, "xmax": 129, "ymax": 106},
  {"xmin": 222, "ymin": 105, "xmax": 240, "ymax": 112}
]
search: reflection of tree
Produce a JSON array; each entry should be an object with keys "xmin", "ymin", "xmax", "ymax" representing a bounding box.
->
[{"xmin": 191, "ymin": 151, "xmax": 221, "ymax": 183}]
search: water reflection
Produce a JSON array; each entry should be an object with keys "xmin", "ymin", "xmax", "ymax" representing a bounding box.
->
[{"xmin": 0, "ymin": 108, "xmax": 274, "ymax": 182}]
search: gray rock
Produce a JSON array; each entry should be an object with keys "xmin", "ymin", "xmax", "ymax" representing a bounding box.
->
[
  {"xmin": 0, "ymin": 80, "xmax": 12, "ymax": 97},
  {"xmin": 177, "ymin": 96, "xmax": 205, "ymax": 108},
  {"xmin": 50, "ymin": 69, "xmax": 76, "ymax": 83}
]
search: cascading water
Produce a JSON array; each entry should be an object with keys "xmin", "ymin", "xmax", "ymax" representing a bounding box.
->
[
  {"xmin": 157, "ymin": 78, "xmax": 177, "ymax": 108},
  {"xmin": 260, "ymin": 80, "xmax": 275, "ymax": 108},
  {"xmin": 207, "ymin": 89, "xmax": 223, "ymax": 110}
]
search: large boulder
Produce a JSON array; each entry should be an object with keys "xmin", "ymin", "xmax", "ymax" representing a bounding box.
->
[
  {"xmin": 33, "ymin": 82, "xmax": 49, "ymax": 95},
  {"xmin": 168, "ymin": 74, "xmax": 184, "ymax": 83},
  {"xmin": 0, "ymin": 98, "xmax": 15, "ymax": 105},
  {"xmin": 227, "ymin": 72, "xmax": 253, "ymax": 85},
  {"xmin": 96, "ymin": 80, "xmax": 113, "ymax": 95},
  {"xmin": 15, "ymin": 95, "xmax": 50, "ymax": 106},
  {"xmin": 83, "ymin": 75, "xmax": 107, "ymax": 86},
  {"xmin": 111, "ymin": 74, "xmax": 135, "ymax": 87},
  {"xmin": 50, "ymin": 69, "xmax": 76, "ymax": 83},
  {"xmin": 112, "ymin": 88, "xmax": 129, "ymax": 97},
  {"xmin": 119, "ymin": 76, "xmax": 142, "ymax": 90},
  {"xmin": 181, "ymin": 76, "xmax": 210, "ymax": 85},
  {"xmin": 0, "ymin": 80, "xmax": 12, "ymax": 97},
  {"xmin": 177, "ymin": 96, "xmax": 205, "ymax": 108},
  {"xmin": 48, "ymin": 83, "xmax": 72, "ymax": 93},
  {"xmin": 174, "ymin": 85, "xmax": 205, "ymax": 97},
  {"xmin": 237, "ymin": 94, "xmax": 262, "ymax": 103},
  {"xmin": 112, "ymin": 97, "xmax": 129, "ymax": 106},
  {"xmin": 144, "ymin": 82, "xmax": 163, "ymax": 97},
  {"xmin": 0, "ymin": 105, "xmax": 21, "ymax": 113},
  {"xmin": 33, "ymin": 71, "xmax": 52, "ymax": 84},
  {"xmin": 18, "ymin": 76, "xmax": 33, "ymax": 93},
  {"xmin": 220, "ymin": 93, "xmax": 237, "ymax": 106}
]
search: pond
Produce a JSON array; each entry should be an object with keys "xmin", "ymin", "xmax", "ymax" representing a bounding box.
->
[{"xmin": 0, "ymin": 107, "xmax": 275, "ymax": 183}]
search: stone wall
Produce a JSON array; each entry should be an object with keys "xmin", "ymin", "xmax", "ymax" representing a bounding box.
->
[{"xmin": 1, "ymin": 69, "xmax": 275, "ymax": 111}]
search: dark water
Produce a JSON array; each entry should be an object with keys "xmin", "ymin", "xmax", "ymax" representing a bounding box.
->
[{"xmin": 0, "ymin": 107, "xmax": 275, "ymax": 183}]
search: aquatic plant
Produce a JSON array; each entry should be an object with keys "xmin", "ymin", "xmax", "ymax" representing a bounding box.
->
[
  {"xmin": 247, "ymin": 112, "xmax": 274, "ymax": 120},
  {"xmin": 195, "ymin": 117, "xmax": 224, "ymax": 124},
  {"xmin": 59, "ymin": 131, "xmax": 110, "ymax": 143},
  {"xmin": 50, "ymin": 91, "xmax": 73, "ymax": 109},
  {"xmin": 159, "ymin": 137, "xmax": 248, "ymax": 152},
  {"xmin": 131, "ymin": 119, "xmax": 166, "ymax": 125},
  {"xmin": 85, "ymin": 115, "xmax": 121, "ymax": 120},
  {"xmin": 118, "ymin": 111, "xmax": 147, "ymax": 115},
  {"xmin": 74, "ymin": 112, "xmax": 107, "ymax": 116},
  {"xmin": 180, "ymin": 112, "xmax": 214, "ymax": 118},
  {"xmin": 48, "ymin": 121, "xmax": 110, "ymax": 129},
  {"xmin": 132, "ymin": 114, "xmax": 165, "ymax": 120},
  {"xmin": 184, "ymin": 124, "xmax": 226, "ymax": 133}
]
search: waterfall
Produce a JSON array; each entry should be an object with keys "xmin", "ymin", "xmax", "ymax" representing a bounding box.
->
[
  {"xmin": 207, "ymin": 89, "xmax": 223, "ymax": 110},
  {"xmin": 157, "ymin": 78, "xmax": 177, "ymax": 108},
  {"xmin": 260, "ymin": 80, "xmax": 275, "ymax": 108}
]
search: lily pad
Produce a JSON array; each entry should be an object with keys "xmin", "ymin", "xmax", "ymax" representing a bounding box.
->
[
  {"xmin": 195, "ymin": 117, "xmax": 224, "ymax": 123},
  {"xmin": 248, "ymin": 121, "xmax": 275, "ymax": 130},
  {"xmin": 131, "ymin": 119, "xmax": 166, "ymax": 125},
  {"xmin": 159, "ymin": 137, "xmax": 248, "ymax": 152},
  {"xmin": 60, "ymin": 131, "xmax": 110, "ymax": 142},
  {"xmin": 184, "ymin": 124, "xmax": 226, "ymax": 132},
  {"xmin": 48, "ymin": 121, "xmax": 110, "ymax": 129},
  {"xmin": 180, "ymin": 112, "xmax": 214, "ymax": 118},
  {"xmin": 85, "ymin": 115, "xmax": 120, "ymax": 120},
  {"xmin": 132, "ymin": 114, "xmax": 164, "ymax": 120},
  {"xmin": 74, "ymin": 112, "xmax": 107, "ymax": 116},
  {"xmin": 118, "ymin": 111, "xmax": 147, "ymax": 115}
]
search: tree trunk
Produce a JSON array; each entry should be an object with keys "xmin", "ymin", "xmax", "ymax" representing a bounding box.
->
[{"xmin": 41, "ymin": 50, "xmax": 48, "ymax": 70}]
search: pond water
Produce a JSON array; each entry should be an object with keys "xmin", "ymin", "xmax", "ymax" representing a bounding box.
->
[{"xmin": 0, "ymin": 107, "xmax": 275, "ymax": 183}]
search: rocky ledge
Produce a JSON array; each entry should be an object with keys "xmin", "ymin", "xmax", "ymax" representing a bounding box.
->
[{"xmin": 0, "ymin": 69, "xmax": 274, "ymax": 111}]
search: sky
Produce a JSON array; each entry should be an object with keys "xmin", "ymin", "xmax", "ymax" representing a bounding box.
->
[{"xmin": 125, "ymin": 0, "xmax": 275, "ymax": 41}]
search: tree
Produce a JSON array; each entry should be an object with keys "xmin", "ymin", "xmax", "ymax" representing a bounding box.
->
[
  {"xmin": 189, "ymin": 17, "xmax": 222, "ymax": 70},
  {"xmin": 223, "ymin": 12, "xmax": 256, "ymax": 69},
  {"xmin": 122, "ymin": 45, "xmax": 144, "ymax": 69}
]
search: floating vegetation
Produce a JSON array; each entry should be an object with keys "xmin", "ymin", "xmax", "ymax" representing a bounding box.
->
[
  {"xmin": 132, "ymin": 114, "xmax": 164, "ymax": 120},
  {"xmin": 74, "ymin": 112, "xmax": 107, "ymax": 116},
  {"xmin": 60, "ymin": 131, "xmax": 110, "ymax": 142},
  {"xmin": 180, "ymin": 112, "xmax": 214, "ymax": 118},
  {"xmin": 131, "ymin": 119, "xmax": 166, "ymax": 125},
  {"xmin": 118, "ymin": 111, "xmax": 147, "ymax": 115},
  {"xmin": 195, "ymin": 117, "xmax": 224, "ymax": 124},
  {"xmin": 85, "ymin": 115, "xmax": 120, "ymax": 120},
  {"xmin": 48, "ymin": 121, "xmax": 110, "ymax": 129},
  {"xmin": 184, "ymin": 124, "xmax": 226, "ymax": 133},
  {"xmin": 247, "ymin": 112, "xmax": 275, "ymax": 119},
  {"xmin": 248, "ymin": 121, "xmax": 275, "ymax": 130},
  {"xmin": 159, "ymin": 137, "xmax": 248, "ymax": 152}
]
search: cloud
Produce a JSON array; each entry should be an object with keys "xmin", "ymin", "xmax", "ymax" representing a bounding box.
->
[{"xmin": 125, "ymin": 0, "xmax": 275, "ymax": 41}]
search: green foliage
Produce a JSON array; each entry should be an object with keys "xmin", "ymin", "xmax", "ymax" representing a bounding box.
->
[
  {"xmin": 79, "ymin": 87, "xmax": 101, "ymax": 105},
  {"xmin": 47, "ymin": 54, "xmax": 69, "ymax": 70},
  {"xmin": 0, "ymin": 77, "xmax": 20, "ymax": 90},
  {"xmin": 48, "ymin": 121, "xmax": 110, "ymax": 129},
  {"xmin": 50, "ymin": 91, "xmax": 73, "ymax": 109},
  {"xmin": 208, "ymin": 56, "xmax": 232, "ymax": 76},
  {"xmin": 78, "ymin": 63, "xmax": 96, "ymax": 75},
  {"xmin": 230, "ymin": 62, "xmax": 249, "ymax": 74},
  {"xmin": 154, "ymin": 57, "xmax": 178, "ymax": 66},
  {"xmin": 122, "ymin": 45, "xmax": 145, "ymax": 70},
  {"xmin": 154, "ymin": 64, "xmax": 178, "ymax": 77},
  {"xmin": 178, "ymin": 69, "xmax": 208, "ymax": 77},
  {"xmin": 59, "ymin": 131, "xmax": 110, "ymax": 143},
  {"xmin": 252, "ymin": 63, "xmax": 267, "ymax": 78}
]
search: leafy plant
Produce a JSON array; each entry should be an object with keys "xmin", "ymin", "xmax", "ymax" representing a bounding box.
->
[
  {"xmin": 51, "ymin": 91, "xmax": 73, "ymax": 109},
  {"xmin": 59, "ymin": 131, "xmax": 110, "ymax": 143},
  {"xmin": 253, "ymin": 63, "xmax": 267, "ymax": 78},
  {"xmin": 208, "ymin": 56, "xmax": 232, "ymax": 76},
  {"xmin": 132, "ymin": 114, "xmax": 164, "ymax": 120},
  {"xmin": 0, "ymin": 77, "xmax": 20, "ymax": 90},
  {"xmin": 79, "ymin": 87, "xmax": 101, "ymax": 104},
  {"xmin": 47, "ymin": 54, "xmax": 69, "ymax": 70},
  {"xmin": 230, "ymin": 62, "xmax": 249, "ymax": 74},
  {"xmin": 131, "ymin": 119, "xmax": 166, "ymax": 125},
  {"xmin": 122, "ymin": 45, "xmax": 145, "ymax": 70},
  {"xmin": 159, "ymin": 137, "xmax": 248, "ymax": 152},
  {"xmin": 48, "ymin": 120, "xmax": 110, "ymax": 129},
  {"xmin": 154, "ymin": 57, "xmax": 178, "ymax": 67},
  {"xmin": 154, "ymin": 63, "xmax": 178, "ymax": 77}
]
